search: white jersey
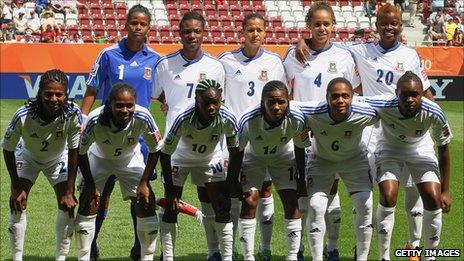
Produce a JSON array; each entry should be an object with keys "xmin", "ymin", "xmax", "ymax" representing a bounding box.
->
[
  {"xmin": 152, "ymin": 50, "xmax": 225, "ymax": 130},
  {"xmin": 80, "ymin": 105, "xmax": 161, "ymax": 159},
  {"xmin": 284, "ymin": 43, "xmax": 361, "ymax": 102},
  {"xmin": 238, "ymin": 104, "xmax": 309, "ymax": 161},
  {"xmin": 2, "ymin": 101, "xmax": 82, "ymax": 163},
  {"xmin": 219, "ymin": 47, "xmax": 286, "ymax": 118},
  {"xmin": 347, "ymin": 42, "xmax": 430, "ymax": 96},
  {"xmin": 161, "ymin": 104, "xmax": 239, "ymax": 167},
  {"xmin": 364, "ymin": 96, "xmax": 452, "ymax": 156},
  {"xmin": 296, "ymin": 100, "xmax": 379, "ymax": 162}
]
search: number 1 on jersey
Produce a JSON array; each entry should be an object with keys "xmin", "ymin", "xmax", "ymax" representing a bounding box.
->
[{"xmin": 118, "ymin": 64, "xmax": 124, "ymax": 80}]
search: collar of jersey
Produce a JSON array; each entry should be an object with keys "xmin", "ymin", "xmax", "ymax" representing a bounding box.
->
[
  {"xmin": 242, "ymin": 47, "xmax": 264, "ymax": 62},
  {"xmin": 180, "ymin": 50, "xmax": 204, "ymax": 66},
  {"xmin": 119, "ymin": 38, "xmax": 148, "ymax": 55},
  {"xmin": 375, "ymin": 41, "xmax": 401, "ymax": 54},
  {"xmin": 328, "ymin": 105, "xmax": 352, "ymax": 124},
  {"xmin": 310, "ymin": 42, "xmax": 333, "ymax": 55}
]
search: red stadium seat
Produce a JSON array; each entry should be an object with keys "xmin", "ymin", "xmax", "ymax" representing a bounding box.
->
[
  {"xmin": 229, "ymin": 5, "xmax": 242, "ymax": 16},
  {"xmin": 211, "ymin": 25, "xmax": 223, "ymax": 37},
  {"xmin": 352, "ymin": 0, "xmax": 362, "ymax": 6},
  {"xmin": 107, "ymin": 28, "xmax": 118, "ymax": 38},
  {"xmin": 191, "ymin": 4, "xmax": 203, "ymax": 13},
  {"xmin": 301, "ymin": 0, "xmax": 311, "ymax": 6},
  {"xmin": 223, "ymin": 25, "xmax": 235, "ymax": 38},
  {"xmin": 83, "ymin": 34, "xmax": 94, "ymax": 43},
  {"xmin": 93, "ymin": 18, "xmax": 104, "ymax": 27},
  {"xmin": 106, "ymin": 17, "xmax": 116, "ymax": 26},
  {"xmin": 274, "ymin": 26, "xmax": 286, "ymax": 38},
  {"xmin": 278, "ymin": 37, "xmax": 291, "ymax": 45},
  {"xmin": 179, "ymin": 3, "xmax": 190, "ymax": 15},
  {"xmin": 339, "ymin": 0, "xmax": 350, "ymax": 6},
  {"xmin": 159, "ymin": 25, "xmax": 171, "ymax": 37},
  {"xmin": 265, "ymin": 37, "xmax": 278, "ymax": 44},
  {"xmin": 214, "ymin": 36, "xmax": 226, "ymax": 44},
  {"xmin": 207, "ymin": 15, "xmax": 220, "ymax": 26},
  {"xmin": 254, "ymin": 5, "xmax": 266, "ymax": 17},
  {"xmin": 161, "ymin": 36, "xmax": 173, "ymax": 43},
  {"xmin": 265, "ymin": 26, "xmax": 274, "ymax": 35},
  {"xmin": 115, "ymin": 4, "xmax": 126, "ymax": 15},
  {"xmin": 220, "ymin": 16, "xmax": 233, "ymax": 27},
  {"xmin": 203, "ymin": 35, "xmax": 213, "ymax": 43},
  {"xmin": 103, "ymin": 5, "xmax": 114, "ymax": 16},
  {"xmin": 242, "ymin": 5, "xmax": 253, "ymax": 15},
  {"xmin": 169, "ymin": 14, "xmax": 180, "ymax": 24},
  {"xmin": 270, "ymin": 17, "xmax": 282, "ymax": 27},
  {"xmin": 217, "ymin": 4, "xmax": 229, "ymax": 16},
  {"xmin": 287, "ymin": 27, "xmax": 298, "ymax": 38},
  {"xmin": 226, "ymin": 36, "xmax": 239, "ymax": 44},
  {"xmin": 149, "ymin": 35, "xmax": 160, "ymax": 43},
  {"xmin": 205, "ymin": 4, "xmax": 216, "ymax": 16}
]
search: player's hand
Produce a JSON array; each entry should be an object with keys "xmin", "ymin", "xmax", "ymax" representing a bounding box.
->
[
  {"xmin": 295, "ymin": 38, "xmax": 310, "ymax": 64},
  {"xmin": 441, "ymin": 191, "xmax": 451, "ymax": 213},
  {"xmin": 166, "ymin": 196, "xmax": 180, "ymax": 213},
  {"xmin": 60, "ymin": 192, "xmax": 78, "ymax": 218},
  {"xmin": 80, "ymin": 184, "xmax": 100, "ymax": 210},
  {"xmin": 137, "ymin": 181, "xmax": 150, "ymax": 207},
  {"xmin": 10, "ymin": 188, "xmax": 27, "ymax": 215},
  {"xmin": 160, "ymin": 102, "xmax": 169, "ymax": 116}
]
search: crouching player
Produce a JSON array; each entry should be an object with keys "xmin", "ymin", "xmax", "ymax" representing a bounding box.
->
[
  {"xmin": 74, "ymin": 83, "xmax": 161, "ymax": 260},
  {"xmin": 228, "ymin": 80, "xmax": 309, "ymax": 261},
  {"xmin": 297, "ymin": 78, "xmax": 378, "ymax": 260},
  {"xmin": 158, "ymin": 79, "xmax": 239, "ymax": 261},
  {"xmin": 365, "ymin": 71, "xmax": 452, "ymax": 261},
  {"xmin": 2, "ymin": 69, "xmax": 82, "ymax": 261}
]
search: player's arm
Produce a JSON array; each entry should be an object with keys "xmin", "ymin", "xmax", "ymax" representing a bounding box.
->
[
  {"xmin": 81, "ymin": 87, "xmax": 97, "ymax": 116},
  {"xmin": 294, "ymin": 146, "xmax": 307, "ymax": 197},
  {"xmin": 437, "ymin": 143, "xmax": 451, "ymax": 213},
  {"xmin": 354, "ymin": 84, "xmax": 363, "ymax": 95},
  {"xmin": 295, "ymin": 38, "xmax": 310, "ymax": 64},
  {"xmin": 3, "ymin": 149, "xmax": 28, "ymax": 214},
  {"xmin": 61, "ymin": 148, "xmax": 79, "ymax": 216},
  {"xmin": 137, "ymin": 151, "xmax": 159, "ymax": 206},
  {"xmin": 423, "ymin": 88, "xmax": 435, "ymax": 101},
  {"xmin": 226, "ymin": 147, "xmax": 244, "ymax": 198}
]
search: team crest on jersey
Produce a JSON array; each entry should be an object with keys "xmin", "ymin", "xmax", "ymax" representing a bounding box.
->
[
  {"xmin": 172, "ymin": 166, "xmax": 179, "ymax": 176},
  {"xmin": 143, "ymin": 67, "xmax": 152, "ymax": 80},
  {"xmin": 395, "ymin": 63, "xmax": 405, "ymax": 72},
  {"xmin": 327, "ymin": 62, "xmax": 337, "ymax": 73},
  {"xmin": 56, "ymin": 130, "xmax": 63, "ymax": 137},
  {"xmin": 442, "ymin": 125, "xmax": 450, "ymax": 136},
  {"xmin": 415, "ymin": 129, "xmax": 423, "ymax": 136},
  {"xmin": 165, "ymin": 133, "xmax": 174, "ymax": 145},
  {"xmin": 198, "ymin": 73, "xmax": 207, "ymax": 82},
  {"xmin": 81, "ymin": 132, "xmax": 90, "ymax": 146},
  {"xmin": 211, "ymin": 134, "xmax": 218, "ymax": 141},
  {"xmin": 127, "ymin": 137, "xmax": 136, "ymax": 145},
  {"xmin": 300, "ymin": 131, "xmax": 309, "ymax": 141},
  {"xmin": 258, "ymin": 70, "xmax": 268, "ymax": 81},
  {"xmin": 280, "ymin": 137, "xmax": 288, "ymax": 142},
  {"xmin": 388, "ymin": 123, "xmax": 396, "ymax": 129},
  {"xmin": 16, "ymin": 161, "xmax": 23, "ymax": 170},
  {"xmin": 344, "ymin": 130, "xmax": 352, "ymax": 137},
  {"xmin": 30, "ymin": 133, "xmax": 39, "ymax": 138},
  {"xmin": 255, "ymin": 135, "xmax": 263, "ymax": 140}
]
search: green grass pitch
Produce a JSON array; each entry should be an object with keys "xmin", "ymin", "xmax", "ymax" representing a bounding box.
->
[{"xmin": 0, "ymin": 100, "xmax": 462, "ymax": 260}]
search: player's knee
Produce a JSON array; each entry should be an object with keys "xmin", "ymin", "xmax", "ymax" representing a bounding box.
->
[{"xmin": 380, "ymin": 191, "xmax": 397, "ymax": 207}]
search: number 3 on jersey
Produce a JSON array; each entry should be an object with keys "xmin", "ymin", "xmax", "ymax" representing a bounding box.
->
[{"xmin": 247, "ymin": 81, "xmax": 255, "ymax": 96}]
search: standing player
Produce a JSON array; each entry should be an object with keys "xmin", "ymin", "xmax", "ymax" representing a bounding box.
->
[
  {"xmin": 81, "ymin": 4, "xmax": 160, "ymax": 260},
  {"xmin": 283, "ymin": 2, "xmax": 361, "ymax": 259},
  {"xmin": 158, "ymin": 79, "xmax": 239, "ymax": 261},
  {"xmin": 227, "ymin": 81, "xmax": 308, "ymax": 261},
  {"xmin": 364, "ymin": 72, "xmax": 452, "ymax": 260},
  {"xmin": 297, "ymin": 78, "xmax": 378, "ymax": 261},
  {"xmin": 75, "ymin": 83, "xmax": 161, "ymax": 261},
  {"xmin": 151, "ymin": 11, "xmax": 225, "ymax": 260},
  {"xmin": 295, "ymin": 3, "xmax": 433, "ymax": 252},
  {"xmin": 2, "ymin": 69, "xmax": 81, "ymax": 261},
  {"xmin": 219, "ymin": 13, "xmax": 286, "ymax": 260}
]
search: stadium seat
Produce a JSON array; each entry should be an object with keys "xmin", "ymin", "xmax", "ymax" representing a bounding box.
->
[
  {"xmin": 169, "ymin": 14, "xmax": 180, "ymax": 24},
  {"xmin": 66, "ymin": 13, "xmax": 78, "ymax": 26},
  {"xmin": 341, "ymin": 6, "xmax": 353, "ymax": 18},
  {"xmin": 218, "ymin": 5, "xmax": 229, "ymax": 16},
  {"xmin": 230, "ymin": 5, "xmax": 242, "ymax": 16},
  {"xmin": 203, "ymin": 35, "xmax": 213, "ymax": 43},
  {"xmin": 159, "ymin": 25, "xmax": 171, "ymax": 37},
  {"xmin": 274, "ymin": 26, "xmax": 286, "ymax": 38},
  {"xmin": 283, "ymin": 20, "xmax": 295, "ymax": 28},
  {"xmin": 345, "ymin": 17, "xmax": 358, "ymax": 30},
  {"xmin": 254, "ymin": 5, "xmax": 266, "ymax": 16},
  {"xmin": 226, "ymin": 36, "xmax": 240, "ymax": 44},
  {"xmin": 221, "ymin": 16, "xmax": 233, "ymax": 27},
  {"xmin": 278, "ymin": 36, "xmax": 291, "ymax": 45},
  {"xmin": 271, "ymin": 17, "xmax": 282, "ymax": 27},
  {"xmin": 265, "ymin": 37, "xmax": 278, "ymax": 44},
  {"xmin": 55, "ymin": 13, "xmax": 65, "ymax": 25},
  {"xmin": 161, "ymin": 35, "xmax": 173, "ymax": 43},
  {"xmin": 358, "ymin": 17, "xmax": 371, "ymax": 29},
  {"xmin": 207, "ymin": 15, "xmax": 220, "ymax": 26},
  {"xmin": 352, "ymin": 0, "xmax": 362, "ymax": 6},
  {"xmin": 296, "ymin": 20, "xmax": 306, "ymax": 28},
  {"xmin": 211, "ymin": 25, "xmax": 223, "ymax": 37},
  {"xmin": 83, "ymin": 34, "xmax": 94, "ymax": 43},
  {"xmin": 214, "ymin": 36, "xmax": 226, "ymax": 44},
  {"xmin": 339, "ymin": 0, "xmax": 350, "ymax": 6},
  {"xmin": 93, "ymin": 18, "xmax": 104, "ymax": 27},
  {"xmin": 301, "ymin": 0, "xmax": 311, "ymax": 7},
  {"xmin": 191, "ymin": 4, "xmax": 203, "ymax": 13},
  {"xmin": 149, "ymin": 35, "xmax": 161, "ymax": 43},
  {"xmin": 287, "ymin": 27, "xmax": 298, "ymax": 39},
  {"xmin": 205, "ymin": 4, "xmax": 216, "ymax": 16},
  {"xmin": 115, "ymin": 3, "xmax": 127, "ymax": 15},
  {"xmin": 353, "ymin": 6, "xmax": 365, "ymax": 17},
  {"xmin": 179, "ymin": 3, "xmax": 190, "ymax": 15},
  {"xmin": 93, "ymin": 25, "xmax": 105, "ymax": 36},
  {"xmin": 243, "ymin": 5, "xmax": 253, "ymax": 15},
  {"xmin": 223, "ymin": 26, "xmax": 235, "ymax": 38}
]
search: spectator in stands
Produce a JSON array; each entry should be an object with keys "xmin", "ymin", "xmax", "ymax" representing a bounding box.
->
[
  {"xmin": 408, "ymin": 0, "xmax": 418, "ymax": 27},
  {"xmin": 12, "ymin": 0, "xmax": 26, "ymax": 19},
  {"xmin": 394, "ymin": 0, "xmax": 406, "ymax": 13},
  {"xmin": 428, "ymin": 14, "xmax": 446, "ymax": 42},
  {"xmin": 444, "ymin": 15, "xmax": 458, "ymax": 45},
  {"xmin": 40, "ymin": 10, "xmax": 60, "ymax": 34},
  {"xmin": 27, "ymin": 10, "xmax": 40, "ymax": 34},
  {"xmin": 41, "ymin": 23, "xmax": 56, "ymax": 42},
  {"xmin": 63, "ymin": 0, "xmax": 84, "ymax": 15},
  {"xmin": 364, "ymin": 0, "xmax": 377, "ymax": 17},
  {"xmin": 376, "ymin": 0, "xmax": 388, "ymax": 13},
  {"xmin": 1, "ymin": 0, "xmax": 14, "ymax": 25},
  {"xmin": 432, "ymin": 0, "xmax": 445, "ymax": 12},
  {"xmin": 13, "ymin": 10, "xmax": 27, "ymax": 34},
  {"xmin": 19, "ymin": 29, "xmax": 34, "ymax": 42},
  {"xmin": 74, "ymin": 32, "xmax": 83, "ymax": 43},
  {"xmin": 4, "ymin": 30, "xmax": 17, "ymax": 42},
  {"xmin": 35, "ymin": 0, "xmax": 48, "ymax": 15}
]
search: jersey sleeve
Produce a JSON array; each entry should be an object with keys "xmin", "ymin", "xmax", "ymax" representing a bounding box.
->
[
  {"xmin": 215, "ymin": 61, "xmax": 226, "ymax": 88},
  {"xmin": 160, "ymin": 119, "xmax": 183, "ymax": 155},
  {"xmin": 86, "ymin": 50, "xmax": 108, "ymax": 91},
  {"xmin": 222, "ymin": 110, "xmax": 239, "ymax": 148},
  {"xmin": 412, "ymin": 51, "xmax": 431, "ymax": 90},
  {"xmin": 67, "ymin": 109, "xmax": 82, "ymax": 150},
  {"xmin": 344, "ymin": 53, "xmax": 361, "ymax": 88},
  {"xmin": 140, "ymin": 110, "xmax": 162, "ymax": 153},
  {"xmin": 430, "ymin": 108, "xmax": 453, "ymax": 146},
  {"xmin": 79, "ymin": 117, "xmax": 97, "ymax": 155},
  {"xmin": 292, "ymin": 120, "xmax": 311, "ymax": 149},
  {"xmin": 1, "ymin": 107, "xmax": 24, "ymax": 152},
  {"xmin": 151, "ymin": 62, "xmax": 164, "ymax": 99},
  {"xmin": 283, "ymin": 48, "xmax": 297, "ymax": 89},
  {"xmin": 237, "ymin": 117, "xmax": 250, "ymax": 151}
]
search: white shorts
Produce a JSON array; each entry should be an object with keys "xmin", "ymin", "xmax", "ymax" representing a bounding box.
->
[
  {"xmin": 376, "ymin": 160, "xmax": 440, "ymax": 186},
  {"xmin": 241, "ymin": 159, "xmax": 296, "ymax": 192},
  {"xmin": 306, "ymin": 153, "xmax": 373, "ymax": 195},
  {"xmin": 172, "ymin": 160, "xmax": 226, "ymax": 187},
  {"xmin": 88, "ymin": 151, "xmax": 145, "ymax": 200},
  {"xmin": 15, "ymin": 145, "xmax": 68, "ymax": 186}
]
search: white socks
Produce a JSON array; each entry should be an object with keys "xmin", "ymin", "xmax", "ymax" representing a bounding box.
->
[
  {"xmin": 201, "ymin": 202, "xmax": 219, "ymax": 256},
  {"xmin": 239, "ymin": 218, "xmax": 256, "ymax": 261},
  {"xmin": 257, "ymin": 195, "xmax": 274, "ymax": 251},
  {"xmin": 377, "ymin": 204, "xmax": 396, "ymax": 260},
  {"xmin": 215, "ymin": 222, "xmax": 234, "ymax": 260},
  {"xmin": 284, "ymin": 219, "xmax": 302, "ymax": 261},
  {"xmin": 159, "ymin": 213, "xmax": 177, "ymax": 261},
  {"xmin": 297, "ymin": 196, "xmax": 308, "ymax": 253},
  {"xmin": 75, "ymin": 213, "xmax": 96, "ymax": 260},
  {"xmin": 137, "ymin": 216, "xmax": 159, "ymax": 260},
  {"xmin": 351, "ymin": 191, "xmax": 373, "ymax": 261},
  {"xmin": 8, "ymin": 212, "xmax": 27, "ymax": 261},
  {"xmin": 55, "ymin": 210, "xmax": 74, "ymax": 261},
  {"xmin": 325, "ymin": 193, "xmax": 341, "ymax": 252},
  {"xmin": 423, "ymin": 209, "xmax": 442, "ymax": 250},
  {"xmin": 308, "ymin": 193, "xmax": 328, "ymax": 261},
  {"xmin": 404, "ymin": 186, "xmax": 424, "ymax": 248}
]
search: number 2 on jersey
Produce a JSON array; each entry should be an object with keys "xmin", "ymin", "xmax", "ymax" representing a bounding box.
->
[{"xmin": 187, "ymin": 83, "xmax": 194, "ymax": 98}]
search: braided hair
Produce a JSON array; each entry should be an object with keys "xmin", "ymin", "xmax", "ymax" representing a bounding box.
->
[
  {"xmin": 25, "ymin": 69, "xmax": 72, "ymax": 122},
  {"xmin": 397, "ymin": 71, "xmax": 422, "ymax": 90},
  {"xmin": 98, "ymin": 82, "xmax": 136, "ymax": 128}
]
